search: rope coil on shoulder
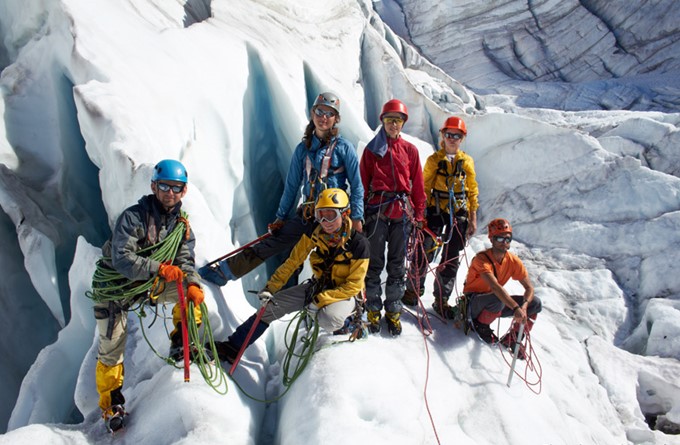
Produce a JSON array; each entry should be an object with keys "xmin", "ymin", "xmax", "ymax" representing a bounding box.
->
[{"xmin": 86, "ymin": 210, "xmax": 190, "ymax": 306}]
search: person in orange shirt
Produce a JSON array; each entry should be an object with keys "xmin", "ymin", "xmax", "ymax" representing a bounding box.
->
[{"xmin": 463, "ymin": 218, "xmax": 541, "ymax": 352}]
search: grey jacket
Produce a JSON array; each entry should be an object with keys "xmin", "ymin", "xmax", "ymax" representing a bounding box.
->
[{"xmin": 101, "ymin": 194, "xmax": 200, "ymax": 286}]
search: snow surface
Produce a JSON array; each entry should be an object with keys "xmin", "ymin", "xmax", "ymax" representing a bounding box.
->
[{"xmin": 0, "ymin": 0, "xmax": 679, "ymax": 444}]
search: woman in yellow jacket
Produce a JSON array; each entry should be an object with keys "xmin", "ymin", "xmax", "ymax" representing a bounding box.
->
[
  {"xmin": 403, "ymin": 117, "xmax": 479, "ymax": 318},
  {"xmin": 213, "ymin": 188, "xmax": 370, "ymax": 363}
]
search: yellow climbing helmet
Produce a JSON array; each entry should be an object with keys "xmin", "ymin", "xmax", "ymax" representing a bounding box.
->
[{"xmin": 315, "ymin": 188, "xmax": 349, "ymax": 210}]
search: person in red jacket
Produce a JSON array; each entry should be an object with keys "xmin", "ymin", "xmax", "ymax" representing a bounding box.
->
[{"xmin": 360, "ymin": 99, "xmax": 426, "ymax": 336}]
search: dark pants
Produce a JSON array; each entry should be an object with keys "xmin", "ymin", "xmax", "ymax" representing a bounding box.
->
[
  {"xmin": 468, "ymin": 292, "xmax": 542, "ymax": 326},
  {"xmin": 364, "ymin": 214, "xmax": 411, "ymax": 313},
  {"xmin": 408, "ymin": 209, "xmax": 468, "ymax": 303},
  {"xmin": 226, "ymin": 214, "xmax": 317, "ymax": 278}
]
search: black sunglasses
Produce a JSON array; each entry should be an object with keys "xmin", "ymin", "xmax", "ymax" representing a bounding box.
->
[
  {"xmin": 156, "ymin": 182, "xmax": 185, "ymax": 193},
  {"xmin": 493, "ymin": 236, "xmax": 512, "ymax": 243},
  {"xmin": 444, "ymin": 132, "xmax": 464, "ymax": 140}
]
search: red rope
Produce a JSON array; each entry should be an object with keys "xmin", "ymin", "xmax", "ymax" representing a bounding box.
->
[{"xmin": 496, "ymin": 321, "xmax": 543, "ymax": 394}]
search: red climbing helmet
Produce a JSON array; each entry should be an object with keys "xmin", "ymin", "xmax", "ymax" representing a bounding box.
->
[{"xmin": 380, "ymin": 99, "xmax": 408, "ymax": 122}]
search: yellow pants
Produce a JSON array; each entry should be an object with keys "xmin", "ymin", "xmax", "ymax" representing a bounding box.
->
[{"xmin": 94, "ymin": 280, "xmax": 202, "ymax": 412}]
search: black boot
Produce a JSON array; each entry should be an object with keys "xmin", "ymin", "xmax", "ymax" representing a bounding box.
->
[
  {"xmin": 211, "ymin": 313, "xmax": 269, "ymax": 363},
  {"xmin": 432, "ymin": 298, "xmax": 456, "ymax": 319},
  {"xmin": 401, "ymin": 289, "xmax": 420, "ymax": 306}
]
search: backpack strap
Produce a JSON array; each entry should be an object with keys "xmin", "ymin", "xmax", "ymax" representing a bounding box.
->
[{"xmin": 481, "ymin": 251, "xmax": 498, "ymax": 279}]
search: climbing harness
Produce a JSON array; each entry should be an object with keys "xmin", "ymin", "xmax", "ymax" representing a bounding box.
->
[{"xmin": 301, "ymin": 138, "xmax": 341, "ymax": 220}]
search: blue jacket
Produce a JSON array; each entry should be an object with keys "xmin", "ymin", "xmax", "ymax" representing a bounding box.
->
[{"xmin": 276, "ymin": 134, "xmax": 364, "ymax": 221}]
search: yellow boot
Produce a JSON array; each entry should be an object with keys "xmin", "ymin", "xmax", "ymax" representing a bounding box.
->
[{"xmin": 367, "ymin": 310, "xmax": 381, "ymax": 334}]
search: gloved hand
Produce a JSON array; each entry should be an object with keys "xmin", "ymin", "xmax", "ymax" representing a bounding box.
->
[
  {"xmin": 267, "ymin": 219, "xmax": 285, "ymax": 234},
  {"xmin": 159, "ymin": 263, "xmax": 184, "ymax": 282},
  {"xmin": 187, "ymin": 284, "xmax": 204, "ymax": 306},
  {"xmin": 306, "ymin": 303, "xmax": 320, "ymax": 319},
  {"xmin": 258, "ymin": 289, "xmax": 274, "ymax": 304}
]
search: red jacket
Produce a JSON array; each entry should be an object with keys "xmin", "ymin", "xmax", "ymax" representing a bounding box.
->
[{"xmin": 360, "ymin": 136, "xmax": 426, "ymax": 221}]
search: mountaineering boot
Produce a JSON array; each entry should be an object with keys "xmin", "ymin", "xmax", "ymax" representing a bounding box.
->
[
  {"xmin": 385, "ymin": 311, "xmax": 402, "ymax": 336},
  {"xmin": 432, "ymin": 299, "xmax": 456, "ymax": 319},
  {"xmin": 169, "ymin": 322, "xmax": 200, "ymax": 362},
  {"xmin": 104, "ymin": 404, "xmax": 127, "ymax": 433},
  {"xmin": 211, "ymin": 313, "xmax": 270, "ymax": 364},
  {"xmin": 198, "ymin": 260, "xmax": 236, "ymax": 286},
  {"xmin": 500, "ymin": 333, "xmax": 526, "ymax": 360},
  {"xmin": 367, "ymin": 310, "xmax": 381, "ymax": 334},
  {"xmin": 169, "ymin": 342, "xmax": 199, "ymax": 362},
  {"xmin": 401, "ymin": 289, "xmax": 420, "ymax": 306},
  {"xmin": 332, "ymin": 315, "xmax": 353, "ymax": 335},
  {"xmin": 333, "ymin": 312, "xmax": 368, "ymax": 339},
  {"xmin": 470, "ymin": 319, "xmax": 498, "ymax": 344},
  {"xmin": 211, "ymin": 340, "xmax": 240, "ymax": 364}
]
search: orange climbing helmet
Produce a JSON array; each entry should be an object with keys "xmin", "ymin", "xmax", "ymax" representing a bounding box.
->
[
  {"xmin": 488, "ymin": 218, "xmax": 512, "ymax": 238},
  {"xmin": 440, "ymin": 116, "xmax": 467, "ymax": 135}
]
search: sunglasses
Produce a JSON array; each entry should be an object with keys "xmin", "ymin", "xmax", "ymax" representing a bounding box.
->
[
  {"xmin": 156, "ymin": 182, "xmax": 185, "ymax": 193},
  {"xmin": 315, "ymin": 208, "xmax": 343, "ymax": 224},
  {"xmin": 444, "ymin": 132, "xmax": 464, "ymax": 140},
  {"xmin": 314, "ymin": 108, "xmax": 336, "ymax": 118},
  {"xmin": 493, "ymin": 236, "xmax": 512, "ymax": 244},
  {"xmin": 383, "ymin": 116, "xmax": 404, "ymax": 125}
]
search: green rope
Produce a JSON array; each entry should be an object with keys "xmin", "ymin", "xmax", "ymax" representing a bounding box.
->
[
  {"xmin": 85, "ymin": 211, "xmax": 188, "ymax": 305},
  {"xmin": 228, "ymin": 308, "xmax": 320, "ymax": 403},
  {"xmin": 281, "ymin": 310, "xmax": 319, "ymax": 386},
  {"xmin": 186, "ymin": 301, "xmax": 229, "ymax": 395}
]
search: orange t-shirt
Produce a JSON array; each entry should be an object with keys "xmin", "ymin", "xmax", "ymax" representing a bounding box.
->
[{"xmin": 463, "ymin": 249, "xmax": 528, "ymax": 294}]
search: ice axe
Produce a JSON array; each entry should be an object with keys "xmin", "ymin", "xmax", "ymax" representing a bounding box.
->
[
  {"xmin": 229, "ymin": 304, "xmax": 268, "ymax": 376},
  {"xmin": 176, "ymin": 278, "xmax": 191, "ymax": 382},
  {"xmin": 506, "ymin": 323, "xmax": 525, "ymax": 387},
  {"xmin": 205, "ymin": 232, "xmax": 272, "ymax": 267}
]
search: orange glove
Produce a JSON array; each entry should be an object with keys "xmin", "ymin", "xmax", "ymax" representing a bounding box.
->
[
  {"xmin": 187, "ymin": 284, "xmax": 204, "ymax": 306},
  {"xmin": 159, "ymin": 263, "xmax": 183, "ymax": 282}
]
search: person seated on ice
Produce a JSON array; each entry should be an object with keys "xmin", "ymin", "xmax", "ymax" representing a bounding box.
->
[
  {"xmin": 88, "ymin": 159, "xmax": 204, "ymax": 432},
  {"xmin": 402, "ymin": 116, "xmax": 479, "ymax": 318},
  {"xmin": 199, "ymin": 92, "xmax": 364, "ymax": 286},
  {"xmin": 462, "ymin": 218, "xmax": 541, "ymax": 356},
  {"xmin": 212, "ymin": 188, "xmax": 369, "ymax": 363},
  {"xmin": 360, "ymin": 99, "xmax": 426, "ymax": 336}
]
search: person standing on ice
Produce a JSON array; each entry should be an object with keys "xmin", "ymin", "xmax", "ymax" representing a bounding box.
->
[
  {"xmin": 360, "ymin": 99, "xmax": 426, "ymax": 336},
  {"xmin": 402, "ymin": 116, "xmax": 479, "ymax": 318},
  {"xmin": 212, "ymin": 188, "xmax": 369, "ymax": 363},
  {"xmin": 199, "ymin": 92, "xmax": 364, "ymax": 286},
  {"xmin": 89, "ymin": 159, "xmax": 204, "ymax": 432},
  {"xmin": 463, "ymin": 218, "xmax": 541, "ymax": 357}
]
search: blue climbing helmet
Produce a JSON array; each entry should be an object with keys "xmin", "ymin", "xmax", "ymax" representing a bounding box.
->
[{"xmin": 152, "ymin": 159, "xmax": 188, "ymax": 183}]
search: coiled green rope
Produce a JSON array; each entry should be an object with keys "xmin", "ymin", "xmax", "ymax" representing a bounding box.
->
[
  {"xmin": 228, "ymin": 309, "xmax": 320, "ymax": 403},
  {"xmin": 85, "ymin": 211, "xmax": 228, "ymax": 394}
]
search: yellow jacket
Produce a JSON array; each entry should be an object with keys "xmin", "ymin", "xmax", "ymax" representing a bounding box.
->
[
  {"xmin": 423, "ymin": 148, "xmax": 479, "ymax": 214},
  {"xmin": 266, "ymin": 222, "xmax": 370, "ymax": 308}
]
